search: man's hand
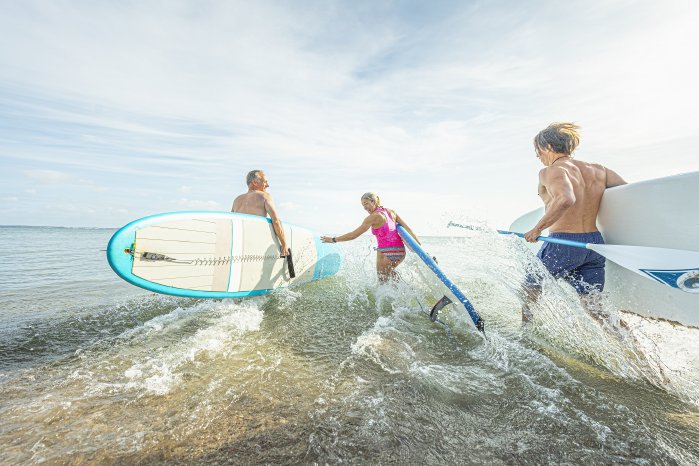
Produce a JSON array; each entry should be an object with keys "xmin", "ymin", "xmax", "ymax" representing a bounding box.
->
[
  {"xmin": 280, "ymin": 245, "xmax": 289, "ymax": 257},
  {"xmin": 524, "ymin": 227, "xmax": 543, "ymax": 243}
]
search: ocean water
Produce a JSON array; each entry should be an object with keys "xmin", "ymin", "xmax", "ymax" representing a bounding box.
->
[{"xmin": 1, "ymin": 224, "xmax": 699, "ymax": 464}]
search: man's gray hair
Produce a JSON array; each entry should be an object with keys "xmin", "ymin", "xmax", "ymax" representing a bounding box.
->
[{"xmin": 246, "ymin": 170, "xmax": 263, "ymax": 186}]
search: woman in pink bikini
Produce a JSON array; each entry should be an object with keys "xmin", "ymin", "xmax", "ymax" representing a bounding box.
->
[{"xmin": 321, "ymin": 192, "xmax": 421, "ymax": 282}]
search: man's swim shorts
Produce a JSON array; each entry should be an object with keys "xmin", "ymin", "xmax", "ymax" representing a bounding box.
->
[{"xmin": 532, "ymin": 231, "xmax": 606, "ymax": 294}]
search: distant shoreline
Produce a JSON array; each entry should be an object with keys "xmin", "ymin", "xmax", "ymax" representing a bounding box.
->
[
  {"xmin": 0, "ymin": 224, "xmax": 117, "ymax": 230},
  {"xmin": 0, "ymin": 225, "xmax": 463, "ymax": 238}
]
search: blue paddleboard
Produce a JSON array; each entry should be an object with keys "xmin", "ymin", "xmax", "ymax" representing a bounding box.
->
[{"xmin": 397, "ymin": 225, "xmax": 484, "ymax": 332}]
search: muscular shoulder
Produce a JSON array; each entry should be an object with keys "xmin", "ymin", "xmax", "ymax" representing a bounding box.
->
[
  {"xmin": 243, "ymin": 191, "xmax": 270, "ymax": 203},
  {"xmin": 540, "ymin": 165, "xmax": 567, "ymax": 180},
  {"xmin": 232, "ymin": 193, "xmax": 246, "ymax": 209},
  {"xmin": 365, "ymin": 211, "xmax": 383, "ymax": 227},
  {"xmin": 571, "ymin": 160, "xmax": 607, "ymax": 181},
  {"xmin": 572, "ymin": 159, "xmax": 605, "ymax": 172},
  {"xmin": 369, "ymin": 211, "xmax": 384, "ymax": 221}
]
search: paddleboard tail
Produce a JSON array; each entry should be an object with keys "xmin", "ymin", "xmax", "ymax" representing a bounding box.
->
[{"xmin": 396, "ymin": 225, "xmax": 484, "ymax": 333}]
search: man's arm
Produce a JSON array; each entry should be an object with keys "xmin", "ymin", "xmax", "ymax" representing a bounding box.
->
[
  {"xmin": 524, "ymin": 167, "xmax": 576, "ymax": 242},
  {"xmin": 263, "ymin": 193, "xmax": 289, "ymax": 256},
  {"xmin": 605, "ymin": 167, "xmax": 627, "ymax": 188}
]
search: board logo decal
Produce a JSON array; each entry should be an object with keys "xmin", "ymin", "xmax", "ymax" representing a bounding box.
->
[{"xmin": 640, "ymin": 268, "xmax": 699, "ymax": 293}]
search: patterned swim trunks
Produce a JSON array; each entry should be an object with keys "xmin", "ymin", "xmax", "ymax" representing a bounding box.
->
[{"xmin": 377, "ymin": 246, "xmax": 406, "ymax": 262}]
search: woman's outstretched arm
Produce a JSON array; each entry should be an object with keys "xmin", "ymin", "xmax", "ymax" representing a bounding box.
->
[{"xmin": 321, "ymin": 215, "xmax": 375, "ymax": 243}]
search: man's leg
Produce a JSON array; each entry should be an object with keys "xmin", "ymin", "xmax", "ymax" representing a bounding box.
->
[
  {"xmin": 575, "ymin": 251, "xmax": 608, "ymax": 320},
  {"xmin": 520, "ymin": 243, "xmax": 556, "ymax": 322},
  {"xmin": 521, "ymin": 280, "xmax": 541, "ymax": 322}
]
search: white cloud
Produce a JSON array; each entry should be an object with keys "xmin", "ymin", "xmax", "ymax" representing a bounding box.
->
[
  {"xmin": 1, "ymin": 1, "xmax": 698, "ymax": 229},
  {"xmin": 23, "ymin": 169, "xmax": 77, "ymax": 184},
  {"xmin": 278, "ymin": 201, "xmax": 300, "ymax": 212},
  {"xmin": 177, "ymin": 198, "xmax": 223, "ymax": 210},
  {"xmin": 48, "ymin": 203, "xmax": 81, "ymax": 213}
]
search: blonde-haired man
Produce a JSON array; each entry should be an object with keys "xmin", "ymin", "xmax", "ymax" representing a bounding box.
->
[{"xmin": 523, "ymin": 123, "xmax": 626, "ymax": 318}]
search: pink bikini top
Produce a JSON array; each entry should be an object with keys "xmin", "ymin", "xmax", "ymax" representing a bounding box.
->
[{"xmin": 371, "ymin": 207, "xmax": 405, "ymax": 248}]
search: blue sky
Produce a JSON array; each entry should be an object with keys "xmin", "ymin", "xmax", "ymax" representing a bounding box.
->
[{"xmin": 1, "ymin": 0, "xmax": 697, "ymax": 234}]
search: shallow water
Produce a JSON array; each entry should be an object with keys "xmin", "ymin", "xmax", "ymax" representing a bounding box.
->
[{"xmin": 1, "ymin": 224, "xmax": 698, "ymax": 464}]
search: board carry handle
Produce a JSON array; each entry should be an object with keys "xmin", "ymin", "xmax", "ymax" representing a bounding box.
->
[{"xmin": 285, "ymin": 248, "xmax": 296, "ymax": 279}]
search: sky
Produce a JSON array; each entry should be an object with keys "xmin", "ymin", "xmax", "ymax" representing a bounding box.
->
[{"xmin": 1, "ymin": 0, "xmax": 698, "ymax": 235}]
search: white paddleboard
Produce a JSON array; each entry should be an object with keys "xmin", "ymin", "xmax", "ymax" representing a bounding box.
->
[
  {"xmin": 107, "ymin": 211, "xmax": 342, "ymax": 298},
  {"xmin": 510, "ymin": 171, "xmax": 699, "ymax": 327}
]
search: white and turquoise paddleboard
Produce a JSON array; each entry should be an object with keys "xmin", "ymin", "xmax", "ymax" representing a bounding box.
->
[
  {"xmin": 510, "ymin": 171, "xmax": 699, "ymax": 327},
  {"xmin": 107, "ymin": 211, "xmax": 342, "ymax": 298}
]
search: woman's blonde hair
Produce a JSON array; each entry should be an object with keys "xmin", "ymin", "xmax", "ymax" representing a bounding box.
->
[
  {"xmin": 361, "ymin": 192, "xmax": 381, "ymax": 206},
  {"xmin": 534, "ymin": 122, "xmax": 580, "ymax": 156}
]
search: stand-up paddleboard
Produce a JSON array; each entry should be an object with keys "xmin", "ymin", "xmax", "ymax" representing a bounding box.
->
[
  {"xmin": 396, "ymin": 225, "xmax": 484, "ymax": 332},
  {"xmin": 510, "ymin": 171, "xmax": 699, "ymax": 327},
  {"xmin": 107, "ymin": 211, "xmax": 342, "ymax": 298}
]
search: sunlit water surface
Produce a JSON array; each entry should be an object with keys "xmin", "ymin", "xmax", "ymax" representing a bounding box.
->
[{"xmin": 1, "ymin": 224, "xmax": 698, "ymax": 464}]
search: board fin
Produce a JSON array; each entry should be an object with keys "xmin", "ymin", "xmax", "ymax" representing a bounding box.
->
[{"xmin": 430, "ymin": 295, "xmax": 453, "ymax": 322}]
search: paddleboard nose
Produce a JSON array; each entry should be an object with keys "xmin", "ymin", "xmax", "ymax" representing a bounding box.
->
[{"xmin": 678, "ymin": 270, "xmax": 699, "ymax": 293}]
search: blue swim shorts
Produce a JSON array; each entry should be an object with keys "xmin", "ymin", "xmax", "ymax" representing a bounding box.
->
[{"xmin": 529, "ymin": 231, "xmax": 606, "ymax": 294}]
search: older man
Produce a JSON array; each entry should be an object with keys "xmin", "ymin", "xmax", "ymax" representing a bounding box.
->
[
  {"xmin": 523, "ymin": 123, "xmax": 626, "ymax": 318},
  {"xmin": 232, "ymin": 170, "xmax": 289, "ymax": 257}
]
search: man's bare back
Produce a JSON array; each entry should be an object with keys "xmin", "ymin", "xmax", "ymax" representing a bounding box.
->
[
  {"xmin": 525, "ymin": 144, "xmax": 626, "ymax": 241},
  {"xmin": 538, "ymin": 159, "xmax": 608, "ymax": 233},
  {"xmin": 232, "ymin": 170, "xmax": 289, "ymax": 256},
  {"xmin": 232, "ymin": 191, "xmax": 269, "ymax": 217}
]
